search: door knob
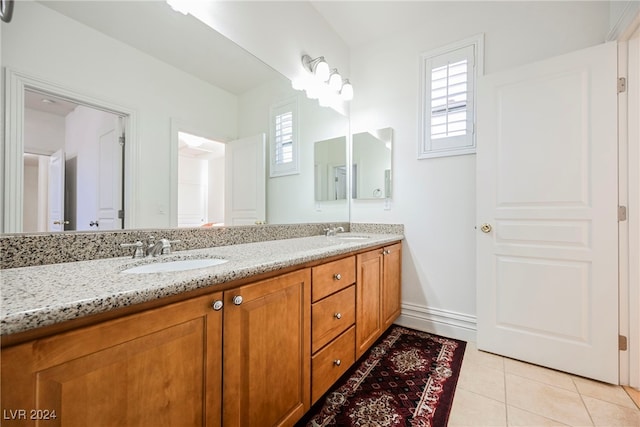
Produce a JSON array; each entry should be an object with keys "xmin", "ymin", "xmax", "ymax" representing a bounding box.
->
[{"xmin": 480, "ymin": 223, "xmax": 492, "ymax": 233}]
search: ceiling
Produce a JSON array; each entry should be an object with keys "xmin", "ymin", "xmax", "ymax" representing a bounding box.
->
[{"xmin": 25, "ymin": 89, "xmax": 79, "ymax": 116}]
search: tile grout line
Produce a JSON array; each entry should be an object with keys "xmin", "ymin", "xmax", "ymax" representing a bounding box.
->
[
  {"xmin": 572, "ymin": 376, "xmax": 596, "ymax": 427},
  {"xmin": 502, "ymin": 356, "xmax": 509, "ymax": 426}
]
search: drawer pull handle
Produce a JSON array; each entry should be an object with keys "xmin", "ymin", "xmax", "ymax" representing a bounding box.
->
[
  {"xmin": 334, "ymin": 273, "xmax": 342, "ymax": 280},
  {"xmin": 211, "ymin": 300, "xmax": 224, "ymax": 311},
  {"xmin": 334, "ymin": 359, "xmax": 341, "ymax": 366},
  {"xmin": 334, "ymin": 312, "xmax": 342, "ymax": 319},
  {"xmin": 233, "ymin": 295, "xmax": 243, "ymax": 305}
]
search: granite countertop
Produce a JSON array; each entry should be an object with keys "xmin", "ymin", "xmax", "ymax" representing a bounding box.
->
[{"xmin": 1, "ymin": 233, "xmax": 403, "ymax": 336}]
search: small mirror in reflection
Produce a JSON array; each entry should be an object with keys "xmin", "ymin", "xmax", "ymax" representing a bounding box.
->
[
  {"xmin": 352, "ymin": 128, "xmax": 393, "ymax": 200},
  {"xmin": 314, "ymin": 136, "xmax": 348, "ymax": 202}
]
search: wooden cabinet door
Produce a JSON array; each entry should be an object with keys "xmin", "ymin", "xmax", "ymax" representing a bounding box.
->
[
  {"xmin": 223, "ymin": 269, "xmax": 310, "ymax": 427},
  {"xmin": 356, "ymin": 249, "xmax": 383, "ymax": 359},
  {"xmin": 382, "ymin": 243, "xmax": 402, "ymax": 329},
  {"xmin": 1, "ymin": 293, "xmax": 223, "ymax": 427}
]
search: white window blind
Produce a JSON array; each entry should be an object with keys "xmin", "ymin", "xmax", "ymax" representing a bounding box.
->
[
  {"xmin": 270, "ymin": 97, "xmax": 299, "ymax": 177},
  {"xmin": 419, "ymin": 35, "xmax": 483, "ymax": 159},
  {"xmin": 274, "ymin": 111, "xmax": 293, "ymax": 165}
]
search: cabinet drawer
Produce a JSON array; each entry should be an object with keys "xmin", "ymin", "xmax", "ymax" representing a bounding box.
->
[
  {"xmin": 312, "ymin": 285, "xmax": 355, "ymax": 353},
  {"xmin": 311, "ymin": 326, "xmax": 355, "ymax": 404},
  {"xmin": 312, "ymin": 256, "xmax": 356, "ymax": 302}
]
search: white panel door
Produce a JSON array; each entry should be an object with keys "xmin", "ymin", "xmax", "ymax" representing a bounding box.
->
[
  {"xmin": 476, "ymin": 42, "xmax": 619, "ymax": 383},
  {"xmin": 48, "ymin": 149, "xmax": 65, "ymax": 232},
  {"xmin": 96, "ymin": 118, "xmax": 123, "ymax": 230},
  {"xmin": 224, "ymin": 134, "xmax": 266, "ymax": 225}
]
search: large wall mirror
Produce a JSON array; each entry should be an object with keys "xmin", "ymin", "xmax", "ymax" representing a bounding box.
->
[
  {"xmin": 1, "ymin": 0, "xmax": 349, "ymax": 233},
  {"xmin": 352, "ymin": 128, "xmax": 393, "ymax": 200}
]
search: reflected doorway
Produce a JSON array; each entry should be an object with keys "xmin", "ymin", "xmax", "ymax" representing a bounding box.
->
[
  {"xmin": 177, "ymin": 132, "xmax": 225, "ymax": 227},
  {"xmin": 23, "ymin": 89, "xmax": 126, "ymax": 232}
]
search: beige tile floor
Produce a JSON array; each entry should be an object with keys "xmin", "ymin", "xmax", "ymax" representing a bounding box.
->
[{"xmin": 448, "ymin": 341, "xmax": 640, "ymax": 426}]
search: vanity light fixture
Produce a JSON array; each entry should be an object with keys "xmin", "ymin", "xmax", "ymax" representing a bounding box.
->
[
  {"xmin": 301, "ymin": 55, "xmax": 330, "ymax": 82},
  {"xmin": 298, "ymin": 54, "xmax": 354, "ymax": 106},
  {"xmin": 340, "ymin": 79, "xmax": 354, "ymax": 101}
]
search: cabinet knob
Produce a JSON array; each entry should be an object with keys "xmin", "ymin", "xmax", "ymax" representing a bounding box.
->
[
  {"xmin": 334, "ymin": 273, "xmax": 342, "ymax": 280},
  {"xmin": 211, "ymin": 300, "xmax": 224, "ymax": 311},
  {"xmin": 334, "ymin": 312, "xmax": 342, "ymax": 320},
  {"xmin": 382, "ymin": 249, "xmax": 390, "ymax": 255},
  {"xmin": 333, "ymin": 359, "xmax": 341, "ymax": 366},
  {"xmin": 232, "ymin": 295, "xmax": 243, "ymax": 305}
]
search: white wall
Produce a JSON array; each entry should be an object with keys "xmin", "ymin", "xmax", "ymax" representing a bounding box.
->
[
  {"xmin": 2, "ymin": 0, "xmax": 238, "ymax": 228},
  {"xmin": 349, "ymin": 1, "xmax": 610, "ymax": 340}
]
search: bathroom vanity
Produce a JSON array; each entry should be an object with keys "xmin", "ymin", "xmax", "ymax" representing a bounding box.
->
[{"xmin": 0, "ymin": 233, "xmax": 402, "ymax": 426}]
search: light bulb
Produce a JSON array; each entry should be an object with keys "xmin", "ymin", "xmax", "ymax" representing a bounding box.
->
[
  {"xmin": 328, "ymin": 70, "xmax": 342, "ymax": 92},
  {"xmin": 341, "ymin": 80, "xmax": 354, "ymax": 101},
  {"xmin": 314, "ymin": 59, "xmax": 330, "ymax": 82}
]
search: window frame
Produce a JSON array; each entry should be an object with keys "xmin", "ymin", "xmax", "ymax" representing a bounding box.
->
[
  {"xmin": 269, "ymin": 96, "xmax": 299, "ymax": 177},
  {"xmin": 418, "ymin": 34, "xmax": 484, "ymax": 159}
]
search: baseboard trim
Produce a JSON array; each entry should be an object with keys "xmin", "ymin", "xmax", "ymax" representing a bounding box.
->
[{"xmin": 395, "ymin": 303, "xmax": 477, "ymax": 343}]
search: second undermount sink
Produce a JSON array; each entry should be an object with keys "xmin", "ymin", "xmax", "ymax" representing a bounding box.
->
[
  {"xmin": 121, "ymin": 258, "xmax": 228, "ymax": 274},
  {"xmin": 335, "ymin": 234, "xmax": 371, "ymax": 241}
]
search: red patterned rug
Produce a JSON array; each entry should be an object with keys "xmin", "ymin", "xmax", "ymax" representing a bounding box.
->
[{"xmin": 297, "ymin": 326, "xmax": 466, "ymax": 426}]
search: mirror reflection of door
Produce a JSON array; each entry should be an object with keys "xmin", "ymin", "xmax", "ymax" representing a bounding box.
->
[
  {"xmin": 177, "ymin": 132, "xmax": 225, "ymax": 227},
  {"xmin": 22, "ymin": 89, "xmax": 126, "ymax": 232},
  {"xmin": 333, "ymin": 165, "xmax": 347, "ymax": 200}
]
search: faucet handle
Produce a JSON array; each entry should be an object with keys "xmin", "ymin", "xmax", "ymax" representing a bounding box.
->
[
  {"xmin": 120, "ymin": 241, "xmax": 145, "ymax": 259},
  {"xmin": 160, "ymin": 239, "xmax": 182, "ymax": 255}
]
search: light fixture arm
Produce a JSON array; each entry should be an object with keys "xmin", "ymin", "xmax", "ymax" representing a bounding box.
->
[
  {"xmin": 0, "ymin": 0, "xmax": 14, "ymax": 23},
  {"xmin": 301, "ymin": 55, "xmax": 330, "ymax": 81}
]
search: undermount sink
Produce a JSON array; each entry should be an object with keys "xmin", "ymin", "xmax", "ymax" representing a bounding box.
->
[
  {"xmin": 121, "ymin": 258, "xmax": 228, "ymax": 274},
  {"xmin": 335, "ymin": 235, "xmax": 371, "ymax": 241}
]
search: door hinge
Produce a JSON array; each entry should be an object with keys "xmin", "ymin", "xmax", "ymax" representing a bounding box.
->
[
  {"xmin": 619, "ymin": 335, "xmax": 628, "ymax": 351},
  {"xmin": 118, "ymin": 210, "xmax": 125, "ymax": 219},
  {"xmin": 119, "ymin": 135, "xmax": 125, "ymax": 146},
  {"xmin": 618, "ymin": 77, "xmax": 627, "ymax": 94},
  {"xmin": 619, "ymin": 206, "xmax": 627, "ymax": 221}
]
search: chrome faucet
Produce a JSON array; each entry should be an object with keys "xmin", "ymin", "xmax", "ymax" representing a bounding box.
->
[
  {"xmin": 324, "ymin": 226, "xmax": 345, "ymax": 237},
  {"xmin": 120, "ymin": 236, "xmax": 181, "ymax": 258}
]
